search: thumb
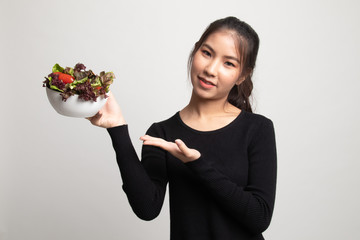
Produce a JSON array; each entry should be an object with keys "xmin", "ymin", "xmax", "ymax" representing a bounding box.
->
[
  {"xmin": 87, "ymin": 111, "xmax": 103, "ymax": 126},
  {"xmin": 175, "ymin": 139, "xmax": 187, "ymax": 152},
  {"xmin": 175, "ymin": 139, "xmax": 199, "ymax": 159}
]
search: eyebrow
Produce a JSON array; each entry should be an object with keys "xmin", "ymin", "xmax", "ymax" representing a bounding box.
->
[{"xmin": 202, "ymin": 43, "xmax": 240, "ymax": 63}]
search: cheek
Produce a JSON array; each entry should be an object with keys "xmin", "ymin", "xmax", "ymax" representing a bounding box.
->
[
  {"xmin": 192, "ymin": 50, "xmax": 208, "ymax": 72},
  {"xmin": 191, "ymin": 54, "xmax": 202, "ymax": 73},
  {"xmin": 219, "ymin": 69, "xmax": 241, "ymax": 86},
  {"xmin": 190, "ymin": 62, "xmax": 198, "ymax": 85}
]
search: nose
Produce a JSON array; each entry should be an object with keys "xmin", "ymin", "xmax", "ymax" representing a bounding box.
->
[{"xmin": 204, "ymin": 59, "xmax": 219, "ymax": 77}]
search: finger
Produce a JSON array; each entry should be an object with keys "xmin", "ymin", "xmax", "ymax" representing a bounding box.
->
[
  {"xmin": 140, "ymin": 135, "xmax": 166, "ymax": 143},
  {"xmin": 88, "ymin": 111, "xmax": 102, "ymax": 125},
  {"xmin": 175, "ymin": 139, "xmax": 191, "ymax": 156},
  {"xmin": 175, "ymin": 139, "xmax": 201, "ymax": 160},
  {"xmin": 141, "ymin": 136, "xmax": 178, "ymax": 153},
  {"xmin": 140, "ymin": 135, "xmax": 151, "ymax": 141},
  {"xmin": 143, "ymin": 140, "xmax": 170, "ymax": 152},
  {"xmin": 141, "ymin": 135, "xmax": 165, "ymax": 147}
]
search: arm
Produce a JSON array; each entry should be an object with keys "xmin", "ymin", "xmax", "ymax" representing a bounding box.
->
[
  {"xmin": 88, "ymin": 92, "xmax": 168, "ymax": 220},
  {"xmin": 185, "ymin": 119, "xmax": 277, "ymax": 234},
  {"xmin": 107, "ymin": 124, "xmax": 168, "ymax": 221}
]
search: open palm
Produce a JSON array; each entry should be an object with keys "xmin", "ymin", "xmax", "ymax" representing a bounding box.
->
[{"xmin": 140, "ymin": 135, "xmax": 201, "ymax": 163}]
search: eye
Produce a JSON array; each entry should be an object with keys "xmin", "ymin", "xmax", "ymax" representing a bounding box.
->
[
  {"xmin": 202, "ymin": 50, "xmax": 211, "ymax": 57},
  {"xmin": 225, "ymin": 61, "xmax": 235, "ymax": 67}
]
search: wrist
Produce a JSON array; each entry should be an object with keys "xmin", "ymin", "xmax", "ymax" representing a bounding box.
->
[{"xmin": 110, "ymin": 117, "xmax": 126, "ymax": 128}]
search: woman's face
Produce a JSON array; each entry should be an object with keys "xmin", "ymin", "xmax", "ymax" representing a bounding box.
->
[{"xmin": 190, "ymin": 30, "xmax": 243, "ymax": 101}]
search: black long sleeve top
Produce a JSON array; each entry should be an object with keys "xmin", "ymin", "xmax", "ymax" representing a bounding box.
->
[{"xmin": 107, "ymin": 110, "xmax": 277, "ymax": 240}]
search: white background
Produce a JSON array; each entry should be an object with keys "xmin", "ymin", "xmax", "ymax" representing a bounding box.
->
[{"xmin": 1, "ymin": 0, "xmax": 360, "ymax": 239}]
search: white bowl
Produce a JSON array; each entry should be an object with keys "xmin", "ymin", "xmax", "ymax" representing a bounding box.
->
[{"xmin": 46, "ymin": 87, "xmax": 108, "ymax": 118}]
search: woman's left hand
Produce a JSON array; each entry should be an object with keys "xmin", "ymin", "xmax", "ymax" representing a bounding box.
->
[{"xmin": 140, "ymin": 135, "xmax": 201, "ymax": 163}]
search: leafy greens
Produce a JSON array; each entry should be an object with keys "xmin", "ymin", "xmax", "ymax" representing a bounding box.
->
[{"xmin": 43, "ymin": 63, "xmax": 115, "ymax": 102}]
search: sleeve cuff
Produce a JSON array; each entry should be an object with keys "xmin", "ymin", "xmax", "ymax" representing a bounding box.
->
[{"xmin": 106, "ymin": 124, "xmax": 131, "ymax": 148}]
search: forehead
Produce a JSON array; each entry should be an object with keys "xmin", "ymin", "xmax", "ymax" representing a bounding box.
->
[{"xmin": 203, "ymin": 30, "xmax": 240, "ymax": 57}]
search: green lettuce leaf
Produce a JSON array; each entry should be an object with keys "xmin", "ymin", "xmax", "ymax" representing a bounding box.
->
[
  {"xmin": 91, "ymin": 76, "xmax": 102, "ymax": 88},
  {"xmin": 52, "ymin": 63, "xmax": 64, "ymax": 73},
  {"xmin": 100, "ymin": 71, "xmax": 115, "ymax": 92},
  {"xmin": 69, "ymin": 77, "xmax": 88, "ymax": 89}
]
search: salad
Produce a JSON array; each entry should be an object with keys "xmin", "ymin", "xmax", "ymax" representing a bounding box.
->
[{"xmin": 43, "ymin": 63, "xmax": 115, "ymax": 102}]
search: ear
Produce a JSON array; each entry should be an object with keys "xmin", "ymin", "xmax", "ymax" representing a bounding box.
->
[
  {"xmin": 236, "ymin": 68, "xmax": 252, "ymax": 85},
  {"xmin": 235, "ymin": 76, "xmax": 246, "ymax": 85}
]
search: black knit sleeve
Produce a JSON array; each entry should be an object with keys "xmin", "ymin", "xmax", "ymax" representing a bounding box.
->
[
  {"xmin": 185, "ymin": 118, "xmax": 277, "ymax": 234},
  {"xmin": 107, "ymin": 124, "xmax": 168, "ymax": 221}
]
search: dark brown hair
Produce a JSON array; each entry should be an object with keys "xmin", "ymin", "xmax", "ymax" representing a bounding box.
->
[{"xmin": 188, "ymin": 16, "xmax": 259, "ymax": 112}]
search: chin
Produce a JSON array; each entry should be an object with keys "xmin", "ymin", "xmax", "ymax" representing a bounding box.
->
[{"xmin": 192, "ymin": 88, "xmax": 216, "ymax": 101}]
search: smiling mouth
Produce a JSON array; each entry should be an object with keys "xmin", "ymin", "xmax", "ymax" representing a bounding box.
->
[{"xmin": 198, "ymin": 76, "xmax": 215, "ymax": 88}]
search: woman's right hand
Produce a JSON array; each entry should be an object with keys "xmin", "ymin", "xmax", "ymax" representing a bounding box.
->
[{"xmin": 87, "ymin": 91, "xmax": 126, "ymax": 128}]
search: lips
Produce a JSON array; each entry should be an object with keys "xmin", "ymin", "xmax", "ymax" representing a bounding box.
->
[{"xmin": 198, "ymin": 76, "xmax": 216, "ymax": 88}]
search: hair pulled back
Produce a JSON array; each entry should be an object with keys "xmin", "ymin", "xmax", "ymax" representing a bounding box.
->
[{"xmin": 188, "ymin": 16, "xmax": 259, "ymax": 112}]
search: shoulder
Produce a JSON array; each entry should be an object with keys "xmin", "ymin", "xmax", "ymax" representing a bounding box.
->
[
  {"xmin": 242, "ymin": 110, "xmax": 273, "ymax": 124},
  {"xmin": 240, "ymin": 111, "xmax": 275, "ymax": 141},
  {"xmin": 145, "ymin": 112, "xmax": 180, "ymax": 137},
  {"xmin": 240, "ymin": 111, "xmax": 276, "ymax": 148},
  {"xmin": 242, "ymin": 111, "xmax": 273, "ymax": 128}
]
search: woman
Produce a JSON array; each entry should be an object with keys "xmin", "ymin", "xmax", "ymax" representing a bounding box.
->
[{"xmin": 89, "ymin": 16, "xmax": 277, "ymax": 240}]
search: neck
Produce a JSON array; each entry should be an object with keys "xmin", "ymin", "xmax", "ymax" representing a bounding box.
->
[{"xmin": 183, "ymin": 91, "xmax": 233, "ymax": 118}]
